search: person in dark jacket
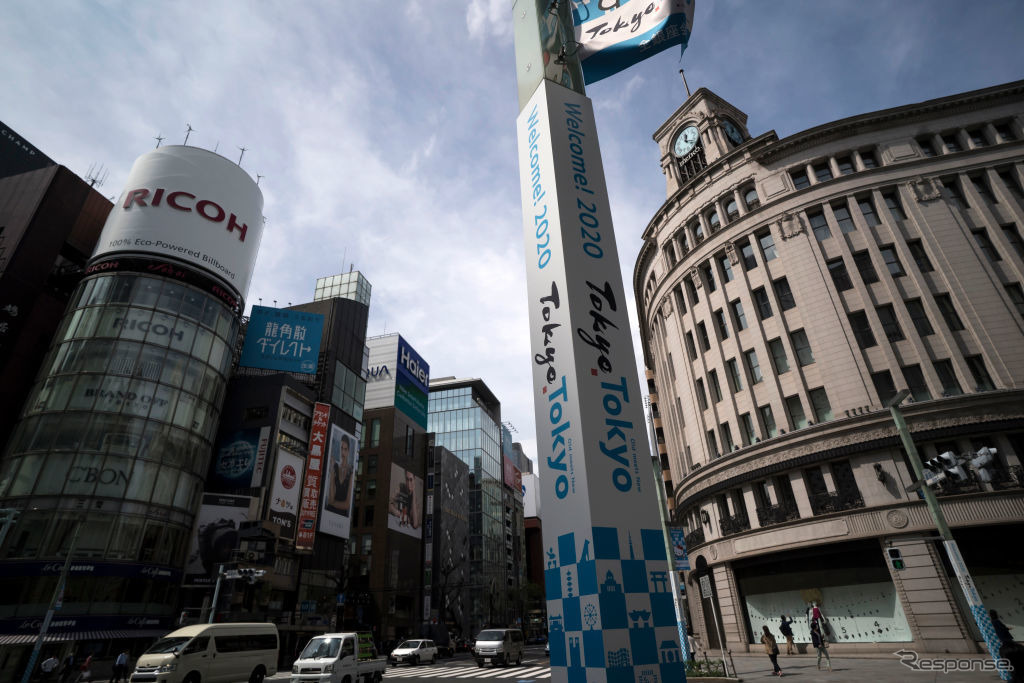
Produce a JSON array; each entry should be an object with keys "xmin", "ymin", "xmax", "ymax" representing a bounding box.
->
[
  {"xmin": 779, "ymin": 615, "xmax": 795, "ymax": 654},
  {"xmin": 760, "ymin": 625, "xmax": 783, "ymax": 677},
  {"xmin": 811, "ymin": 621, "xmax": 831, "ymax": 672}
]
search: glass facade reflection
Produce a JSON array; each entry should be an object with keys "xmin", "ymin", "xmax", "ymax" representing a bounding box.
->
[
  {"xmin": 0, "ymin": 271, "xmax": 239, "ymax": 632},
  {"xmin": 427, "ymin": 380, "xmax": 504, "ymax": 633}
]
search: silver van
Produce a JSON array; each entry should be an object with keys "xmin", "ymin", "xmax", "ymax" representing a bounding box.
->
[
  {"xmin": 131, "ymin": 623, "xmax": 278, "ymax": 683},
  {"xmin": 472, "ymin": 628, "xmax": 524, "ymax": 667}
]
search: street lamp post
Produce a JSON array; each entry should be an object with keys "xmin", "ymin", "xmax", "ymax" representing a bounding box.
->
[{"xmin": 887, "ymin": 390, "xmax": 1009, "ymax": 680}]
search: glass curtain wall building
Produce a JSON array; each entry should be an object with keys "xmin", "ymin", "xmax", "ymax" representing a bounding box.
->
[{"xmin": 427, "ymin": 377, "xmax": 504, "ymax": 633}]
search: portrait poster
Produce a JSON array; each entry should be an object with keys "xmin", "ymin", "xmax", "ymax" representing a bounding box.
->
[
  {"xmin": 319, "ymin": 423, "xmax": 358, "ymax": 539},
  {"xmin": 387, "ymin": 463, "xmax": 423, "ymax": 539}
]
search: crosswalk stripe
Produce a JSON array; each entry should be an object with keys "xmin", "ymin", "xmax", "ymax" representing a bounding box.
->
[
  {"xmin": 492, "ymin": 665, "xmax": 549, "ymax": 677},
  {"xmin": 380, "ymin": 664, "xmax": 552, "ymax": 679}
]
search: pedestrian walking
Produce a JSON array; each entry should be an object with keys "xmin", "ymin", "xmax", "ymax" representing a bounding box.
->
[
  {"xmin": 111, "ymin": 651, "xmax": 129, "ymax": 683},
  {"xmin": 59, "ymin": 654, "xmax": 76, "ymax": 683},
  {"xmin": 75, "ymin": 654, "xmax": 93, "ymax": 683},
  {"xmin": 778, "ymin": 615, "xmax": 795, "ymax": 655},
  {"xmin": 41, "ymin": 656, "xmax": 60, "ymax": 682},
  {"xmin": 760, "ymin": 625, "xmax": 783, "ymax": 677},
  {"xmin": 811, "ymin": 621, "xmax": 832, "ymax": 671}
]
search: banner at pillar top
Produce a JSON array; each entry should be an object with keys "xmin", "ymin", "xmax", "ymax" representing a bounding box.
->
[{"xmin": 572, "ymin": 0, "xmax": 695, "ymax": 84}]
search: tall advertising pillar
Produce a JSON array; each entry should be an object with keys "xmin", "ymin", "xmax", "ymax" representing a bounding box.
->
[{"xmin": 514, "ymin": 5, "xmax": 685, "ymax": 683}]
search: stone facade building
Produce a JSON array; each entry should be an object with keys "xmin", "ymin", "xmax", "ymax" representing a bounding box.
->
[{"xmin": 634, "ymin": 81, "xmax": 1024, "ymax": 654}]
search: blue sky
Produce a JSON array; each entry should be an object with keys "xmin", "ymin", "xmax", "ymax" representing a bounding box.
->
[{"xmin": 3, "ymin": 1, "xmax": 1022, "ymax": 466}]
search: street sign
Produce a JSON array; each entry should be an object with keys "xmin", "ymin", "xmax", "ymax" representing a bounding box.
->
[{"xmin": 700, "ymin": 575, "xmax": 712, "ymax": 599}]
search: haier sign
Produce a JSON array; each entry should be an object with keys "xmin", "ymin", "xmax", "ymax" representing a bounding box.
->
[{"xmin": 395, "ymin": 335, "xmax": 429, "ymax": 429}]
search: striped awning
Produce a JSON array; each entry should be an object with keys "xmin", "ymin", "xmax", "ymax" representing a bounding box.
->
[{"xmin": 0, "ymin": 630, "xmax": 166, "ymax": 645}]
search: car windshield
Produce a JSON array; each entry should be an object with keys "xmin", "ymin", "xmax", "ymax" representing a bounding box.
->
[
  {"xmin": 145, "ymin": 637, "xmax": 191, "ymax": 655},
  {"xmin": 299, "ymin": 638, "xmax": 341, "ymax": 659},
  {"xmin": 476, "ymin": 631, "xmax": 505, "ymax": 641},
  {"xmin": 396, "ymin": 640, "xmax": 421, "ymax": 650}
]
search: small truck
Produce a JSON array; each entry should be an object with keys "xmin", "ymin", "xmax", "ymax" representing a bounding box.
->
[{"xmin": 290, "ymin": 633, "xmax": 385, "ymax": 683}]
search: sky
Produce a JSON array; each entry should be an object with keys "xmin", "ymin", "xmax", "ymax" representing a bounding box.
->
[{"xmin": 3, "ymin": 1, "xmax": 1023, "ymax": 468}]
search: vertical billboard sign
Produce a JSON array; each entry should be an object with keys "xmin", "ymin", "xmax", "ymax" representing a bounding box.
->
[
  {"xmin": 183, "ymin": 494, "xmax": 252, "ymax": 586},
  {"xmin": 208, "ymin": 428, "xmax": 262, "ymax": 491},
  {"xmin": 387, "ymin": 463, "xmax": 423, "ymax": 539},
  {"xmin": 669, "ymin": 528, "xmax": 690, "ymax": 572},
  {"xmin": 268, "ymin": 450, "xmax": 304, "ymax": 540},
  {"xmin": 239, "ymin": 306, "xmax": 325, "ymax": 374},
  {"xmin": 319, "ymin": 424, "xmax": 359, "ymax": 539},
  {"xmin": 516, "ymin": 78, "xmax": 685, "ymax": 682},
  {"xmin": 296, "ymin": 402, "xmax": 330, "ymax": 551},
  {"xmin": 395, "ymin": 335, "xmax": 430, "ymax": 429}
]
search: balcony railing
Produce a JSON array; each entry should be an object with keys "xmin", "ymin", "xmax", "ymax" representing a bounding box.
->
[
  {"xmin": 809, "ymin": 490, "xmax": 864, "ymax": 515},
  {"xmin": 933, "ymin": 476, "xmax": 984, "ymax": 496},
  {"xmin": 755, "ymin": 500, "xmax": 801, "ymax": 527},
  {"xmin": 719, "ymin": 513, "xmax": 751, "ymax": 537},
  {"xmin": 684, "ymin": 527, "xmax": 705, "ymax": 548},
  {"xmin": 991, "ymin": 466, "xmax": 1024, "ymax": 491}
]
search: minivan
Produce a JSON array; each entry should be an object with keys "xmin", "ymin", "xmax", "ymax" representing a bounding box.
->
[
  {"xmin": 472, "ymin": 628, "xmax": 524, "ymax": 667},
  {"xmin": 131, "ymin": 623, "xmax": 278, "ymax": 683}
]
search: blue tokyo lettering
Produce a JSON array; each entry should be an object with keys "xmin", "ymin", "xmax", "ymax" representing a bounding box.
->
[
  {"xmin": 534, "ymin": 282, "xmax": 561, "ymax": 384},
  {"xmin": 526, "ymin": 104, "xmax": 550, "ymax": 269},
  {"xmin": 577, "ymin": 280, "xmax": 618, "ymax": 373},
  {"xmin": 564, "ymin": 102, "xmax": 604, "ymax": 259},
  {"xmin": 600, "ymin": 377, "xmax": 634, "ymax": 493},
  {"xmin": 546, "ymin": 375, "xmax": 571, "ymax": 499}
]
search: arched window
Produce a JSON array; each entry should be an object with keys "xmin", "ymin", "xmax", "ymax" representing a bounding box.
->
[
  {"xmin": 708, "ymin": 210, "xmax": 720, "ymax": 231},
  {"xmin": 725, "ymin": 198, "xmax": 739, "ymax": 220},
  {"xmin": 743, "ymin": 186, "xmax": 760, "ymax": 211}
]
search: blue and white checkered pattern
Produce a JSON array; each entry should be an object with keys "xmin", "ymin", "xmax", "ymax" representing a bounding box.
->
[
  {"xmin": 545, "ymin": 526, "xmax": 686, "ymax": 683},
  {"xmin": 971, "ymin": 605, "xmax": 1013, "ymax": 681}
]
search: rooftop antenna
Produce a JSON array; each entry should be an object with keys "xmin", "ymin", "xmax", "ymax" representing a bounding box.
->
[
  {"xmin": 213, "ymin": 140, "xmax": 220, "ymax": 153},
  {"xmin": 84, "ymin": 163, "xmax": 109, "ymax": 189},
  {"xmin": 258, "ymin": 297, "xmax": 263, "ymax": 305},
  {"xmin": 154, "ymin": 134, "xmax": 164, "ymax": 148},
  {"xmin": 184, "ymin": 123, "xmax": 194, "ymax": 145},
  {"xmin": 256, "ymin": 174, "xmax": 264, "ymax": 186},
  {"xmin": 679, "ymin": 69, "xmax": 691, "ymax": 97},
  {"xmin": 273, "ymin": 299, "xmax": 277, "ymax": 307},
  {"xmin": 237, "ymin": 146, "xmax": 248, "ymax": 166},
  {"xmin": 349, "ymin": 263, "xmax": 354, "ymax": 273}
]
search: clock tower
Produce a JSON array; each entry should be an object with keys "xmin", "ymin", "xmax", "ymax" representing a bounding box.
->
[{"xmin": 653, "ymin": 88, "xmax": 751, "ymax": 196}]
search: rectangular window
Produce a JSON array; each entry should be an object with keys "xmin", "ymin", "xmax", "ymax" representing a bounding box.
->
[
  {"xmin": 857, "ymin": 196, "xmax": 880, "ymax": 227},
  {"xmin": 740, "ymin": 412, "xmax": 757, "ymax": 445},
  {"xmin": 768, "ymin": 338, "xmax": 789, "ymax": 374},
  {"xmin": 966, "ymin": 355, "xmax": 995, "ymax": 391},
  {"xmin": 785, "ymin": 395, "xmax": 808, "ymax": 430},
  {"xmin": 709, "ymin": 370, "xmax": 723, "ymax": 403},
  {"xmin": 853, "ymin": 250, "xmax": 879, "ymax": 284},
  {"xmin": 1003, "ymin": 223, "xmax": 1024, "ymax": 260},
  {"xmin": 718, "ymin": 253, "xmax": 734, "ymax": 282},
  {"xmin": 942, "ymin": 133, "xmax": 961, "ymax": 153},
  {"xmin": 871, "ymin": 370, "xmax": 898, "ymax": 405},
  {"xmin": 757, "ymin": 231, "xmax": 778, "ymax": 261},
  {"xmin": 972, "ymin": 229, "xmax": 1002, "ymax": 262},
  {"xmin": 707, "ymin": 429, "xmax": 719, "ymax": 458},
  {"xmin": 934, "ymin": 359, "xmax": 963, "ymax": 396},
  {"xmin": 943, "ymin": 178, "xmax": 969, "ymax": 208},
  {"xmin": 773, "ymin": 277, "xmax": 796, "ymax": 310},
  {"xmin": 731, "ymin": 299, "xmax": 748, "ymax": 331},
  {"xmin": 759, "ymin": 404, "xmax": 778, "ymax": 438},
  {"xmin": 880, "ymin": 245, "xmax": 906, "ymax": 277},
  {"xmin": 741, "ymin": 241, "xmax": 758, "ymax": 270},
  {"xmin": 673, "ymin": 285, "xmax": 687, "ymax": 315},
  {"xmin": 686, "ymin": 277, "xmax": 699, "ymax": 305},
  {"xmin": 791, "ymin": 168, "xmax": 810, "ymax": 190},
  {"xmin": 904, "ymin": 298, "xmax": 934, "ymax": 336},
  {"xmin": 790, "ymin": 329, "xmax": 814, "ymax": 366},
  {"xmin": 827, "ymin": 258, "xmax": 853, "ymax": 291},
  {"xmin": 998, "ymin": 170, "xmax": 1023, "ymax": 199},
  {"xmin": 1006, "ymin": 283, "xmax": 1024, "ymax": 320},
  {"xmin": 697, "ymin": 321, "xmax": 711, "ymax": 351},
  {"xmin": 935, "ymin": 293, "xmax": 965, "ymax": 331},
  {"xmin": 918, "ymin": 137, "xmax": 936, "ymax": 157},
  {"xmin": 685, "ymin": 331, "xmax": 697, "ymax": 360},
  {"xmin": 809, "ymin": 388, "xmax": 832, "ymax": 422},
  {"xmin": 902, "ymin": 364, "xmax": 932, "ymax": 402},
  {"xmin": 720, "ymin": 422, "xmax": 735, "ymax": 453},
  {"xmin": 753, "ymin": 287, "xmax": 773, "ymax": 320},
  {"xmin": 907, "ymin": 239, "xmax": 934, "ymax": 272},
  {"xmin": 860, "ymin": 150, "xmax": 878, "ymax": 169},
  {"xmin": 833, "ymin": 201, "xmax": 856, "ymax": 232},
  {"xmin": 836, "ymin": 156, "xmax": 854, "ymax": 175},
  {"xmin": 809, "ymin": 210, "xmax": 831, "ymax": 241},
  {"xmin": 813, "ymin": 163, "xmax": 833, "ymax": 183},
  {"xmin": 714, "ymin": 309, "xmax": 729, "ymax": 340},
  {"xmin": 702, "ymin": 263, "xmax": 716, "ymax": 292},
  {"xmin": 968, "ymin": 128, "xmax": 987, "ymax": 147},
  {"xmin": 744, "ymin": 349, "xmax": 763, "ymax": 384},
  {"xmin": 848, "ymin": 310, "xmax": 877, "ymax": 349},
  {"xmin": 695, "ymin": 378, "xmax": 708, "ymax": 410},
  {"xmin": 884, "ymin": 191, "xmax": 907, "ymax": 221},
  {"xmin": 875, "ymin": 304, "xmax": 905, "ymax": 342},
  {"xmin": 995, "ymin": 122, "xmax": 1017, "ymax": 142},
  {"xmin": 727, "ymin": 358, "xmax": 744, "ymax": 391},
  {"xmin": 971, "ymin": 175, "xmax": 996, "ymax": 203},
  {"xmin": 667, "ymin": 352, "xmax": 676, "ymax": 381}
]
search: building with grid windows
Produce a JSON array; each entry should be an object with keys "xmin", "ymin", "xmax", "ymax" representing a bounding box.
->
[{"xmin": 635, "ymin": 81, "xmax": 1024, "ymax": 655}]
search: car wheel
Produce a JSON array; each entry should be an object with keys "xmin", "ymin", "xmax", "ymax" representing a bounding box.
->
[
  {"xmin": 516, "ymin": 652, "xmax": 522, "ymax": 666},
  {"xmin": 248, "ymin": 667, "xmax": 266, "ymax": 683},
  {"xmin": 183, "ymin": 674, "xmax": 200, "ymax": 683},
  {"xmin": 411, "ymin": 655, "xmax": 419, "ymax": 667},
  {"xmin": 476, "ymin": 660, "xmax": 484, "ymax": 668}
]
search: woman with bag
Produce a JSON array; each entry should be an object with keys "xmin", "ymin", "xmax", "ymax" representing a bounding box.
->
[
  {"xmin": 760, "ymin": 625, "xmax": 783, "ymax": 677},
  {"xmin": 811, "ymin": 621, "xmax": 832, "ymax": 672}
]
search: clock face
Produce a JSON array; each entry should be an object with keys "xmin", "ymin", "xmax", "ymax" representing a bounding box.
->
[
  {"xmin": 722, "ymin": 119, "xmax": 744, "ymax": 146},
  {"xmin": 673, "ymin": 125, "xmax": 700, "ymax": 157}
]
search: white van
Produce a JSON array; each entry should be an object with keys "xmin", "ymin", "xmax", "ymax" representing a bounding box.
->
[
  {"xmin": 131, "ymin": 623, "xmax": 279, "ymax": 683},
  {"xmin": 472, "ymin": 628, "xmax": 524, "ymax": 667}
]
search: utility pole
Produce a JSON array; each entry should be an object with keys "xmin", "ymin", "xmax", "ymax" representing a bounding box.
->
[
  {"xmin": 21, "ymin": 524, "xmax": 81, "ymax": 683},
  {"xmin": 887, "ymin": 390, "xmax": 1009, "ymax": 680}
]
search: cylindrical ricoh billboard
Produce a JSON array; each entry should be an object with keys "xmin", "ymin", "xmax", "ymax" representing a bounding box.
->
[{"xmin": 91, "ymin": 145, "xmax": 264, "ymax": 299}]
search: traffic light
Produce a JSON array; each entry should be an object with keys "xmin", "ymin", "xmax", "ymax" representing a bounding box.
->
[
  {"xmin": 971, "ymin": 447, "xmax": 998, "ymax": 483},
  {"xmin": 924, "ymin": 451, "xmax": 968, "ymax": 484},
  {"xmin": 887, "ymin": 547, "xmax": 905, "ymax": 571},
  {"xmin": 238, "ymin": 568, "xmax": 257, "ymax": 584}
]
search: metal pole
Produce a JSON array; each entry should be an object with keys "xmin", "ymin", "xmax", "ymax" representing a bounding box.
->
[
  {"xmin": 706, "ymin": 588, "xmax": 729, "ymax": 677},
  {"xmin": 648, "ymin": 437, "xmax": 690, "ymax": 662},
  {"xmin": 21, "ymin": 524, "xmax": 81, "ymax": 683},
  {"xmin": 208, "ymin": 565, "xmax": 225, "ymax": 624},
  {"xmin": 888, "ymin": 391, "xmax": 1009, "ymax": 680}
]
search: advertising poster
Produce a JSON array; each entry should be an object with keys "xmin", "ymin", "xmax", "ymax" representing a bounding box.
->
[
  {"xmin": 296, "ymin": 402, "xmax": 330, "ymax": 550},
  {"xmin": 207, "ymin": 428, "xmax": 262, "ymax": 491},
  {"xmin": 268, "ymin": 450, "xmax": 304, "ymax": 540},
  {"xmin": 669, "ymin": 527, "xmax": 690, "ymax": 571},
  {"xmin": 239, "ymin": 306, "xmax": 325, "ymax": 374},
  {"xmin": 183, "ymin": 494, "xmax": 252, "ymax": 586},
  {"xmin": 387, "ymin": 463, "xmax": 423, "ymax": 539},
  {"xmin": 319, "ymin": 424, "xmax": 359, "ymax": 540},
  {"xmin": 394, "ymin": 335, "xmax": 430, "ymax": 428}
]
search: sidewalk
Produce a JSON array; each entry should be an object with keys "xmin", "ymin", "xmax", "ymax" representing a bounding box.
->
[{"xmin": 719, "ymin": 650, "xmax": 1006, "ymax": 682}]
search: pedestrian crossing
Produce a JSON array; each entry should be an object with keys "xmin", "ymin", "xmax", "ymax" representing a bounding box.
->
[{"xmin": 382, "ymin": 662, "xmax": 551, "ymax": 679}]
